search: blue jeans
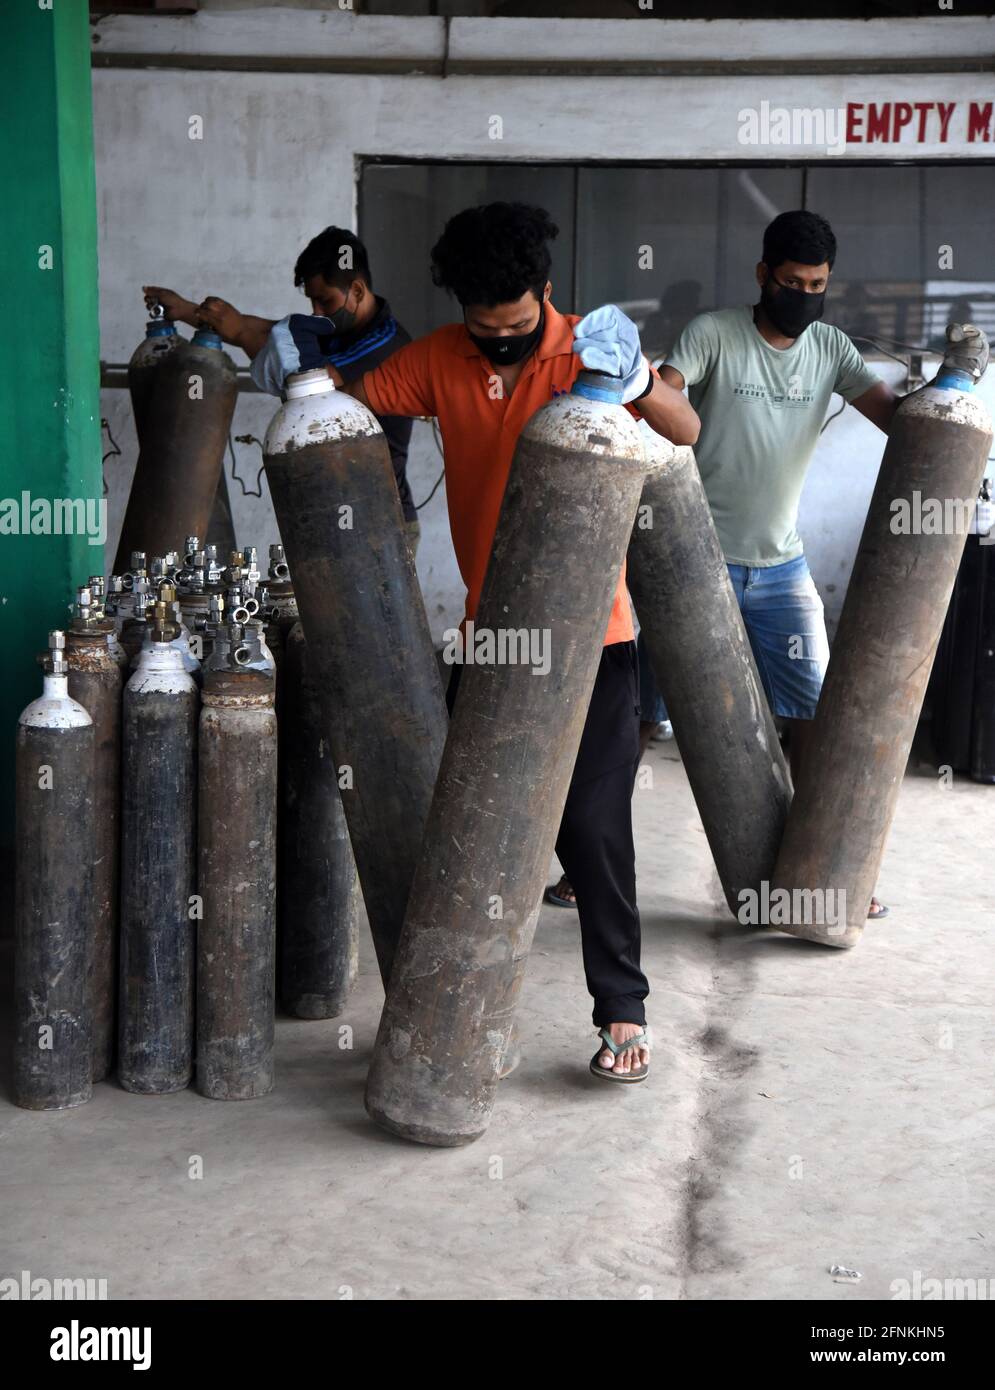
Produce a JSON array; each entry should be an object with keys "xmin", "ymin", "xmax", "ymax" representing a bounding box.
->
[{"xmin": 636, "ymin": 554, "xmax": 830, "ymax": 723}]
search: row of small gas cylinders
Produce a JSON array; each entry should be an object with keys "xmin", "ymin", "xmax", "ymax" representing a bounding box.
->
[{"xmin": 13, "ymin": 540, "xmax": 359, "ymax": 1113}]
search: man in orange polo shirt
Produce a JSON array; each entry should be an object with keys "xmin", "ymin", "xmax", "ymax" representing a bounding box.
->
[{"xmin": 254, "ymin": 202, "xmax": 699, "ymax": 1081}]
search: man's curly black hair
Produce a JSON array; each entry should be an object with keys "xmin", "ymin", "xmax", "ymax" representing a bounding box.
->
[
  {"xmin": 430, "ymin": 202, "xmax": 559, "ymax": 308},
  {"xmin": 762, "ymin": 210, "xmax": 837, "ymax": 272}
]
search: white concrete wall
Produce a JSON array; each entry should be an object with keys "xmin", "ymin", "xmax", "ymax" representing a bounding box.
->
[{"xmin": 92, "ymin": 10, "xmax": 995, "ymax": 641}]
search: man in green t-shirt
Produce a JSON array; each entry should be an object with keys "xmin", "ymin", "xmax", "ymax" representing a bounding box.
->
[
  {"xmin": 544, "ymin": 210, "xmax": 991, "ymax": 921},
  {"xmin": 642, "ymin": 209, "xmax": 988, "ymax": 921}
]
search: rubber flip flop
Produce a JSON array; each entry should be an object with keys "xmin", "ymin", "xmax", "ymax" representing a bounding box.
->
[
  {"xmin": 867, "ymin": 903, "xmax": 890, "ymax": 920},
  {"xmin": 544, "ymin": 879, "xmax": 577, "ymax": 910},
  {"xmin": 589, "ymin": 1027, "xmax": 650, "ymax": 1084}
]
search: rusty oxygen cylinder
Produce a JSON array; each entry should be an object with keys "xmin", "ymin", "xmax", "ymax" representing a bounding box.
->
[
  {"xmin": 127, "ymin": 305, "xmax": 184, "ymax": 436},
  {"xmin": 115, "ymin": 326, "xmax": 237, "ymax": 573},
  {"xmin": 365, "ymin": 370, "xmax": 656, "ymax": 1147},
  {"xmin": 65, "ymin": 587, "xmax": 124, "ymax": 1083},
  {"xmin": 626, "ymin": 430, "xmax": 792, "ymax": 914},
  {"xmin": 279, "ymin": 620, "xmax": 359, "ymax": 1018},
  {"xmin": 197, "ymin": 617, "xmax": 278, "ymax": 1099},
  {"xmin": 262, "ymin": 369, "xmax": 448, "ymax": 984},
  {"xmin": 126, "ymin": 300, "xmax": 235, "ymax": 558},
  {"xmin": 14, "ymin": 633, "xmax": 95, "ymax": 1110},
  {"xmin": 772, "ymin": 374, "xmax": 993, "ymax": 947},
  {"xmin": 118, "ymin": 593, "xmax": 199, "ymax": 1092}
]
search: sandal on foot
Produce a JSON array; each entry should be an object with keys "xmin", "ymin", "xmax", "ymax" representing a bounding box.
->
[
  {"xmin": 544, "ymin": 877, "xmax": 577, "ymax": 910},
  {"xmin": 867, "ymin": 901, "xmax": 890, "ymax": 920},
  {"xmin": 589, "ymin": 1027, "xmax": 650, "ymax": 1084}
]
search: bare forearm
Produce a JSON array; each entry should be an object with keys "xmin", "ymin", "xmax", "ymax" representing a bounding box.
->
[
  {"xmin": 193, "ymin": 296, "xmax": 275, "ymax": 358},
  {"xmin": 173, "ymin": 300, "xmax": 202, "ymax": 330},
  {"xmin": 851, "ymin": 380, "xmax": 901, "ymax": 434},
  {"xmin": 142, "ymin": 287, "xmax": 201, "ymax": 329},
  {"xmin": 234, "ymin": 315, "xmax": 278, "ymax": 359},
  {"xmin": 635, "ymin": 376, "xmax": 701, "ymax": 446}
]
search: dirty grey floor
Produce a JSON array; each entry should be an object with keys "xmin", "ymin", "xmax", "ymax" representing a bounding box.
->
[{"xmin": 1, "ymin": 735, "xmax": 992, "ymax": 1300}]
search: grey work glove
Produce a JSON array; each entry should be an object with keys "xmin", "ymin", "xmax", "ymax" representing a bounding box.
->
[{"xmin": 942, "ymin": 322, "xmax": 990, "ymax": 382}]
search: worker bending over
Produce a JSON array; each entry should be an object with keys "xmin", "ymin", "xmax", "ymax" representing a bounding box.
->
[{"xmin": 253, "ymin": 202, "xmax": 700, "ymax": 1081}]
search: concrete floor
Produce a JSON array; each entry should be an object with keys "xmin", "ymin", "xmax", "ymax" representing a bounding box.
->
[{"xmin": 1, "ymin": 734, "xmax": 992, "ymax": 1301}]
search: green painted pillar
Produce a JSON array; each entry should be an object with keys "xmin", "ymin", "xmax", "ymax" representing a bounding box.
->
[{"xmin": 0, "ymin": 0, "xmax": 102, "ymax": 848}]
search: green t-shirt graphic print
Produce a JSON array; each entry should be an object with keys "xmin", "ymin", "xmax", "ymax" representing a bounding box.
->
[{"xmin": 666, "ymin": 306, "xmax": 879, "ymax": 566}]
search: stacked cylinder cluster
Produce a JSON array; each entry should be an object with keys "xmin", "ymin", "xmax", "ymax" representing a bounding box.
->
[{"xmin": 12, "ymin": 541, "xmax": 359, "ymax": 1111}]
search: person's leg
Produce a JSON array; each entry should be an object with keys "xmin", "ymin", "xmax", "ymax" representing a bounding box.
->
[
  {"xmin": 449, "ymin": 645, "xmax": 647, "ymax": 1071},
  {"xmin": 731, "ymin": 556, "xmax": 827, "ymax": 762},
  {"xmin": 554, "ymin": 641, "xmax": 649, "ymax": 1075},
  {"xmin": 549, "ymin": 630, "xmax": 663, "ymax": 907},
  {"xmin": 730, "ymin": 560, "xmax": 816, "ymax": 776}
]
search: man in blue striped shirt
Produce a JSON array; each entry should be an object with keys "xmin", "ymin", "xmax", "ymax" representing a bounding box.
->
[{"xmin": 144, "ymin": 225, "xmax": 420, "ymax": 550}]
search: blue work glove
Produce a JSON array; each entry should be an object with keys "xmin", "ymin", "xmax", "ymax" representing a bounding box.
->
[
  {"xmin": 572, "ymin": 304, "xmax": 651, "ymax": 403},
  {"xmin": 942, "ymin": 323, "xmax": 989, "ymax": 383},
  {"xmin": 250, "ymin": 313, "xmax": 338, "ymax": 396}
]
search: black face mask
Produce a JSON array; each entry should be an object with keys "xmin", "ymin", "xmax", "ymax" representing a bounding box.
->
[
  {"xmin": 761, "ymin": 275, "xmax": 826, "ymax": 339},
  {"xmin": 467, "ymin": 304, "xmax": 545, "ymax": 365},
  {"xmin": 325, "ymin": 299, "xmax": 358, "ymax": 336}
]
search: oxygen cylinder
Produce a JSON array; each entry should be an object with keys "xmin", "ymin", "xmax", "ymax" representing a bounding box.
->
[
  {"xmin": 114, "ymin": 326, "xmax": 237, "ymax": 573},
  {"xmin": 119, "ymin": 598, "xmax": 199, "ymax": 1092},
  {"xmin": 626, "ymin": 433, "xmax": 791, "ymax": 914},
  {"xmin": 365, "ymin": 371, "xmax": 657, "ymax": 1147},
  {"xmin": 262, "ymin": 369, "xmax": 448, "ymax": 984},
  {"xmin": 772, "ymin": 376, "xmax": 993, "ymax": 947},
  {"xmin": 123, "ymin": 308, "xmax": 233, "ymax": 566},
  {"xmin": 197, "ymin": 619, "xmax": 278, "ymax": 1099},
  {"xmin": 279, "ymin": 621, "xmax": 359, "ymax": 1018},
  {"xmin": 14, "ymin": 632, "xmax": 95, "ymax": 1110},
  {"xmin": 127, "ymin": 307, "xmax": 183, "ymax": 436},
  {"xmin": 65, "ymin": 588, "xmax": 124, "ymax": 1083}
]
